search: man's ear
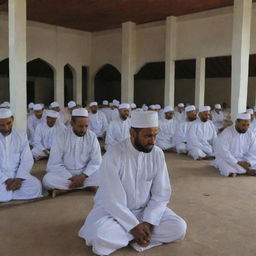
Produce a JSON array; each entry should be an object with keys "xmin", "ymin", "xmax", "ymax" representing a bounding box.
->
[
  {"xmin": 130, "ymin": 127, "xmax": 135, "ymax": 138},
  {"xmin": 11, "ymin": 116, "xmax": 14, "ymax": 122}
]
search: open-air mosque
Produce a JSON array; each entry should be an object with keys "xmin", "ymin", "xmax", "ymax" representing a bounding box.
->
[{"xmin": 1, "ymin": 0, "xmax": 256, "ymax": 255}]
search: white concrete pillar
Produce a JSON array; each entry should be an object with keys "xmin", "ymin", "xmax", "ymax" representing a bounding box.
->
[
  {"xmin": 9, "ymin": 0, "xmax": 27, "ymax": 131},
  {"xmin": 195, "ymin": 57, "xmax": 206, "ymax": 108},
  {"xmin": 73, "ymin": 66, "xmax": 82, "ymax": 105},
  {"xmin": 164, "ymin": 16, "xmax": 176, "ymax": 106},
  {"xmin": 54, "ymin": 65, "xmax": 64, "ymax": 108},
  {"xmin": 121, "ymin": 21, "xmax": 136, "ymax": 103},
  {"xmin": 231, "ymin": 0, "xmax": 252, "ymax": 119}
]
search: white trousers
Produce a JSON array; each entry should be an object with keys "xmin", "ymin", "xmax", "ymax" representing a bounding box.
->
[
  {"xmin": 42, "ymin": 170, "xmax": 99, "ymax": 190},
  {"xmin": 0, "ymin": 174, "xmax": 42, "ymax": 202},
  {"xmin": 188, "ymin": 147, "xmax": 214, "ymax": 160},
  {"xmin": 78, "ymin": 207, "xmax": 187, "ymax": 256},
  {"xmin": 176, "ymin": 142, "xmax": 188, "ymax": 154}
]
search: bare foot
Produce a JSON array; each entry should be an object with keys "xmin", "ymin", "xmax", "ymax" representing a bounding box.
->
[
  {"xmin": 84, "ymin": 186, "xmax": 98, "ymax": 193},
  {"xmin": 51, "ymin": 189, "xmax": 68, "ymax": 198},
  {"xmin": 229, "ymin": 173, "xmax": 237, "ymax": 177},
  {"xmin": 246, "ymin": 169, "xmax": 256, "ymax": 176}
]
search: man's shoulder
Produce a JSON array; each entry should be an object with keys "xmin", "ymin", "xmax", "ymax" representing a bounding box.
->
[{"xmin": 11, "ymin": 128, "xmax": 27, "ymax": 142}]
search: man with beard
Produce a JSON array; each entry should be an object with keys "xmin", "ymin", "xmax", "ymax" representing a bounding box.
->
[
  {"xmin": 0, "ymin": 109, "xmax": 42, "ymax": 202},
  {"xmin": 174, "ymin": 103, "xmax": 186, "ymax": 123},
  {"xmin": 43, "ymin": 108, "xmax": 102, "ymax": 198},
  {"xmin": 78, "ymin": 111, "xmax": 187, "ymax": 255},
  {"xmin": 212, "ymin": 113, "xmax": 256, "ymax": 177},
  {"xmin": 175, "ymin": 105, "xmax": 197, "ymax": 154},
  {"xmin": 32, "ymin": 110, "xmax": 66, "ymax": 160},
  {"xmin": 105, "ymin": 103, "xmax": 131, "ymax": 151},
  {"xmin": 88, "ymin": 101, "xmax": 108, "ymax": 139},
  {"xmin": 187, "ymin": 106, "xmax": 217, "ymax": 160}
]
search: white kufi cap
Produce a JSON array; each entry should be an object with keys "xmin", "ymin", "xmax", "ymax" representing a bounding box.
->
[
  {"xmin": 119, "ymin": 103, "xmax": 130, "ymax": 109},
  {"xmin": 131, "ymin": 111, "xmax": 159, "ymax": 128},
  {"xmin": 33, "ymin": 104, "xmax": 43, "ymax": 111},
  {"xmin": 178, "ymin": 103, "xmax": 185, "ymax": 108},
  {"xmin": 50, "ymin": 102, "xmax": 60, "ymax": 108},
  {"xmin": 236, "ymin": 113, "xmax": 251, "ymax": 120},
  {"xmin": 199, "ymin": 106, "xmax": 211, "ymax": 113},
  {"xmin": 89, "ymin": 101, "xmax": 98, "ymax": 107},
  {"xmin": 164, "ymin": 106, "xmax": 174, "ymax": 113},
  {"xmin": 215, "ymin": 104, "xmax": 221, "ymax": 109},
  {"xmin": 46, "ymin": 110, "xmax": 59, "ymax": 118},
  {"xmin": 0, "ymin": 109, "xmax": 12, "ymax": 119},
  {"xmin": 68, "ymin": 101, "xmax": 76, "ymax": 109},
  {"xmin": 72, "ymin": 108, "xmax": 88, "ymax": 117},
  {"xmin": 185, "ymin": 105, "xmax": 196, "ymax": 112}
]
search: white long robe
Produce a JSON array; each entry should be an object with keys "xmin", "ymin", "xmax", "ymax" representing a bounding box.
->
[
  {"xmin": 156, "ymin": 118, "xmax": 177, "ymax": 150},
  {"xmin": 100, "ymin": 108, "xmax": 112, "ymax": 123},
  {"xmin": 174, "ymin": 111, "xmax": 186, "ymax": 123},
  {"xmin": 110, "ymin": 108, "xmax": 119, "ymax": 121},
  {"xmin": 89, "ymin": 111, "xmax": 108, "ymax": 138},
  {"xmin": 0, "ymin": 129, "xmax": 42, "ymax": 202},
  {"xmin": 32, "ymin": 122, "xmax": 66, "ymax": 158},
  {"xmin": 27, "ymin": 114, "xmax": 45, "ymax": 145},
  {"xmin": 250, "ymin": 118, "xmax": 256, "ymax": 134},
  {"xmin": 174, "ymin": 120, "xmax": 195, "ymax": 153},
  {"xmin": 105, "ymin": 117, "xmax": 131, "ymax": 151},
  {"xmin": 78, "ymin": 138, "xmax": 187, "ymax": 255},
  {"xmin": 187, "ymin": 119, "xmax": 217, "ymax": 160},
  {"xmin": 43, "ymin": 127, "xmax": 102, "ymax": 190},
  {"xmin": 212, "ymin": 125, "xmax": 256, "ymax": 176},
  {"xmin": 211, "ymin": 110, "xmax": 224, "ymax": 129}
]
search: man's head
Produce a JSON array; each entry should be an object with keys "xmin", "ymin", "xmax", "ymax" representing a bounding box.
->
[
  {"xmin": 71, "ymin": 108, "xmax": 89, "ymax": 137},
  {"xmin": 89, "ymin": 102, "xmax": 98, "ymax": 114},
  {"xmin": 235, "ymin": 113, "xmax": 251, "ymax": 134},
  {"xmin": 164, "ymin": 106, "xmax": 174, "ymax": 120},
  {"xmin": 50, "ymin": 102, "xmax": 60, "ymax": 112},
  {"xmin": 46, "ymin": 110, "xmax": 58, "ymax": 128},
  {"xmin": 177, "ymin": 103, "xmax": 185, "ymax": 113},
  {"xmin": 0, "ymin": 109, "xmax": 13, "ymax": 136},
  {"xmin": 130, "ymin": 111, "xmax": 159, "ymax": 153},
  {"xmin": 67, "ymin": 101, "xmax": 77, "ymax": 112},
  {"xmin": 102, "ymin": 100, "xmax": 109, "ymax": 108},
  {"xmin": 33, "ymin": 104, "xmax": 43, "ymax": 119},
  {"xmin": 130, "ymin": 103, "xmax": 137, "ymax": 111},
  {"xmin": 185, "ymin": 105, "xmax": 197, "ymax": 121},
  {"xmin": 214, "ymin": 104, "xmax": 222, "ymax": 114},
  {"xmin": 246, "ymin": 109, "xmax": 254, "ymax": 121},
  {"xmin": 198, "ymin": 106, "xmax": 211, "ymax": 122},
  {"xmin": 119, "ymin": 104, "xmax": 130, "ymax": 120}
]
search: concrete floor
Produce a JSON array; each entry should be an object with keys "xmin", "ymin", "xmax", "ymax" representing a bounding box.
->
[{"xmin": 1, "ymin": 153, "xmax": 256, "ymax": 256}]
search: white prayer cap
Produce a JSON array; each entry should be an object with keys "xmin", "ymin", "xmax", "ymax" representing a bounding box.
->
[
  {"xmin": 142, "ymin": 105, "xmax": 148, "ymax": 111},
  {"xmin": 112, "ymin": 100, "xmax": 120, "ymax": 107},
  {"xmin": 246, "ymin": 108, "xmax": 253, "ymax": 115},
  {"xmin": 164, "ymin": 106, "xmax": 174, "ymax": 113},
  {"xmin": 102, "ymin": 100, "xmax": 109, "ymax": 105},
  {"xmin": 119, "ymin": 103, "xmax": 130, "ymax": 109},
  {"xmin": 89, "ymin": 101, "xmax": 98, "ymax": 107},
  {"xmin": 0, "ymin": 101, "xmax": 10, "ymax": 108},
  {"xmin": 109, "ymin": 103, "xmax": 113, "ymax": 107},
  {"xmin": 0, "ymin": 109, "xmax": 12, "ymax": 119},
  {"xmin": 199, "ymin": 106, "xmax": 211, "ymax": 113},
  {"xmin": 33, "ymin": 104, "xmax": 43, "ymax": 111},
  {"xmin": 155, "ymin": 104, "xmax": 161, "ymax": 110},
  {"xmin": 46, "ymin": 110, "xmax": 59, "ymax": 118},
  {"xmin": 131, "ymin": 111, "xmax": 158, "ymax": 128},
  {"xmin": 50, "ymin": 101, "xmax": 60, "ymax": 108},
  {"xmin": 185, "ymin": 105, "xmax": 196, "ymax": 112},
  {"xmin": 131, "ymin": 103, "xmax": 136, "ymax": 109},
  {"xmin": 178, "ymin": 103, "xmax": 185, "ymax": 108},
  {"xmin": 215, "ymin": 104, "xmax": 221, "ymax": 109},
  {"xmin": 67, "ymin": 101, "xmax": 76, "ymax": 109},
  {"xmin": 149, "ymin": 105, "xmax": 157, "ymax": 110},
  {"xmin": 28, "ymin": 102, "xmax": 34, "ymax": 109},
  {"xmin": 72, "ymin": 108, "xmax": 88, "ymax": 117},
  {"xmin": 236, "ymin": 113, "xmax": 251, "ymax": 120}
]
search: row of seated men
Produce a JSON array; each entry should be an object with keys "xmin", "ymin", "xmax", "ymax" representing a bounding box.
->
[{"xmin": 1, "ymin": 99, "xmax": 256, "ymax": 255}]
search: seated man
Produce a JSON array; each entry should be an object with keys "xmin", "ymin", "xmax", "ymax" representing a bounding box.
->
[
  {"xmin": 32, "ymin": 110, "xmax": 66, "ymax": 160},
  {"xmin": 27, "ymin": 103, "xmax": 45, "ymax": 146},
  {"xmin": 49, "ymin": 101, "xmax": 65, "ymax": 124},
  {"xmin": 0, "ymin": 109, "xmax": 42, "ymax": 202},
  {"xmin": 88, "ymin": 101, "xmax": 108, "ymax": 139},
  {"xmin": 105, "ymin": 103, "xmax": 131, "ymax": 151},
  {"xmin": 156, "ymin": 106, "xmax": 177, "ymax": 152},
  {"xmin": 211, "ymin": 104, "xmax": 225, "ymax": 132},
  {"xmin": 175, "ymin": 105, "xmax": 197, "ymax": 154},
  {"xmin": 63, "ymin": 101, "xmax": 77, "ymax": 126},
  {"xmin": 79, "ymin": 111, "xmax": 187, "ymax": 255},
  {"xmin": 187, "ymin": 106, "xmax": 217, "ymax": 160},
  {"xmin": 213, "ymin": 113, "xmax": 256, "ymax": 177},
  {"xmin": 99, "ymin": 100, "xmax": 112, "ymax": 123},
  {"xmin": 43, "ymin": 108, "xmax": 102, "ymax": 198},
  {"xmin": 174, "ymin": 103, "xmax": 186, "ymax": 123}
]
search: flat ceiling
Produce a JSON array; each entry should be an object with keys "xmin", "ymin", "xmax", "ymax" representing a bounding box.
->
[{"xmin": 0, "ymin": 0, "xmax": 236, "ymax": 32}]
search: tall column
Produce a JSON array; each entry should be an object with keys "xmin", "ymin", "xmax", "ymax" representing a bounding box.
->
[
  {"xmin": 54, "ymin": 65, "xmax": 64, "ymax": 108},
  {"xmin": 121, "ymin": 21, "xmax": 136, "ymax": 103},
  {"xmin": 9, "ymin": 0, "xmax": 27, "ymax": 131},
  {"xmin": 164, "ymin": 16, "xmax": 176, "ymax": 106},
  {"xmin": 231, "ymin": 0, "xmax": 252, "ymax": 119},
  {"xmin": 195, "ymin": 57, "xmax": 206, "ymax": 108},
  {"xmin": 73, "ymin": 66, "xmax": 82, "ymax": 105}
]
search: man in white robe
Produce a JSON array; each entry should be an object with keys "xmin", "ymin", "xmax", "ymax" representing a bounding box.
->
[
  {"xmin": 0, "ymin": 101, "xmax": 11, "ymax": 109},
  {"xmin": 0, "ymin": 109, "xmax": 42, "ymax": 202},
  {"xmin": 175, "ymin": 105, "xmax": 197, "ymax": 154},
  {"xmin": 32, "ymin": 110, "xmax": 66, "ymax": 160},
  {"xmin": 105, "ymin": 103, "xmax": 131, "ymax": 151},
  {"xmin": 88, "ymin": 101, "xmax": 108, "ymax": 139},
  {"xmin": 78, "ymin": 111, "xmax": 187, "ymax": 255},
  {"xmin": 187, "ymin": 106, "xmax": 217, "ymax": 160},
  {"xmin": 43, "ymin": 108, "xmax": 102, "ymax": 197},
  {"xmin": 130, "ymin": 103, "xmax": 137, "ymax": 112},
  {"xmin": 49, "ymin": 101, "xmax": 65, "ymax": 124},
  {"xmin": 63, "ymin": 100, "xmax": 77, "ymax": 126},
  {"xmin": 174, "ymin": 103, "xmax": 186, "ymax": 123},
  {"xmin": 100, "ymin": 100, "xmax": 112, "ymax": 123},
  {"xmin": 110, "ymin": 100, "xmax": 120, "ymax": 121},
  {"xmin": 213, "ymin": 113, "xmax": 256, "ymax": 177},
  {"xmin": 211, "ymin": 104, "xmax": 225, "ymax": 131},
  {"xmin": 27, "ymin": 104, "xmax": 45, "ymax": 145},
  {"xmin": 156, "ymin": 106, "xmax": 177, "ymax": 152},
  {"xmin": 27, "ymin": 102, "xmax": 34, "ymax": 117}
]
